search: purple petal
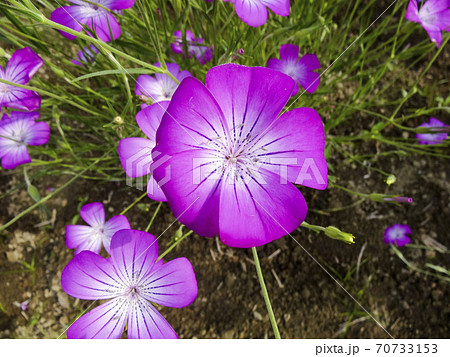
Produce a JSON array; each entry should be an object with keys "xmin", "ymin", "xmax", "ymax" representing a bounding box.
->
[
  {"xmin": 103, "ymin": 215, "xmax": 131, "ymax": 254},
  {"xmin": 154, "ymin": 76, "xmax": 229, "ymax": 156},
  {"xmin": 136, "ymin": 101, "xmax": 169, "ymax": 139},
  {"xmin": 127, "ymin": 299, "xmax": 177, "ymax": 339},
  {"xmin": 5, "ymin": 47, "xmax": 44, "ymax": 84},
  {"xmin": 235, "ymin": 0, "xmax": 268, "ymax": 27},
  {"xmin": 263, "ymin": 0, "xmax": 290, "ymax": 16},
  {"xmin": 140, "ymin": 257, "xmax": 197, "ymax": 308},
  {"xmin": 65, "ymin": 225, "xmax": 98, "ymax": 252},
  {"xmin": 147, "ymin": 175, "xmax": 168, "ymax": 202},
  {"xmin": 135, "ymin": 74, "xmax": 158, "ymax": 97},
  {"xmin": 0, "ymin": 144, "xmax": 30, "ymax": 170},
  {"xmin": 51, "ymin": 6, "xmax": 87, "ymax": 40},
  {"xmin": 61, "ymin": 250, "xmax": 124, "ymax": 300},
  {"xmin": 405, "ymin": 0, "xmax": 420, "ymax": 23},
  {"xmin": 24, "ymin": 121, "xmax": 50, "ymax": 146},
  {"xmin": 0, "ymin": 87, "xmax": 41, "ymax": 111},
  {"xmin": 80, "ymin": 202, "xmax": 105, "ymax": 227},
  {"xmin": 298, "ymin": 53, "xmax": 321, "ymax": 71},
  {"xmin": 152, "ymin": 149, "xmax": 222, "ymax": 237},
  {"xmin": 279, "ymin": 44, "xmax": 299, "ymax": 61},
  {"xmin": 100, "ymin": 0, "xmax": 135, "ymax": 10},
  {"xmin": 254, "ymin": 107, "xmax": 328, "ymax": 190},
  {"xmin": 66, "ymin": 298, "xmax": 129, "ymax": 339},
  {"xmin": 205, "ymin": 64, "xmax": 295, "ymax": 143},
  {"xmin": 109, "ymin": 229, "xmax": 159, "ymax": 283},
  {"xmin": 266, "ymin": 58, "xmax": 284, "ymax": 72},
  {"xmin": 118, "ymin": 137, "xmax": 153, "ymax": 177},
  {"xmin": 219, "ymin": 168, "xmax": 308, "ymax": 248},
  {"xmin": 87, "ymin": 11, "xmax": 121, "ymax": 42},
  {"xmin": 422, "ymin": 0, "xmax": 450, "ymax": 16}
]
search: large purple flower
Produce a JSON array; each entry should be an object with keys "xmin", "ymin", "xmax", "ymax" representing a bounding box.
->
[
  {"xmin": 0, "ymin": 47, "xmax": 44, "ymax": 111},
  {"xmin": 118, "ymin": 102, "xmax": 168, "ymax": 202},
  {"xmin": 416, "ymin": 117, "xmax": 448, "ymax": 145},
  {"xmin": 267, "ymin": 44, "xmax": 321, "ymax": 96},
  {"xmin": 66, "ymin": 202, "xmax": 130, "ymax": 254},
  {"xmin": 135, "ymin": 63, "xmax": 191, "ymax": 107},
  {"xmin": 0, "ymin": 112, "xmax": 49, "ymax": 170},
  {"xmin": 405, "ymin": 0, "xmax": 450, "ymax": 48},
  {"xmin": 151, "ymin": 64, "xmax": 328, "ymax": 248},
  {"xmin": 61, "ymin": 229, "xmax": 198, "ymax": 339},
  {"xmin": 171, "ymin": 30, "xmax": 213, "ymax": 65},
  {"xmin": 384, "ymin": 224, "xmax": 411, "ymax": 247},
  {"xmin": 51, "ymin": 0, "xmax": 135, "ymax": 42}
]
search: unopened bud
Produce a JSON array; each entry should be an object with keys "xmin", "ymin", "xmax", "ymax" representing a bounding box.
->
[
  {"xmin": 324, "ymin": 226, "xmax": 355, "ymax": 244},
  {"xmin": 114, "ymin": 116, "xmax": 124, "ymax": 125},
  {"xmin": 383, "ymin": 196, "xmax": 413, "ymax": 203},
  {"xmin": 385, "ymin": 175, "xmax": 396, "ymax": 185}
]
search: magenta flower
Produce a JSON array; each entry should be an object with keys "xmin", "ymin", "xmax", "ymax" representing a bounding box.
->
[
  {"xmin": 171, "ymin": 30, "xmax": 213, "ymax": 65},
  {"xmin": 405, "ymin": 0, "xmax": 450, "ymax": 48},
  {"xmin": 0, "ymin": 112, "xmax": 49, "ymax": 170},
  {"xmin": 118, "ymin": 102, "xmax": 168, "ymax": 202},
  {"xmin": 267, "ymin": 44, "xmax": 320, "ymax": 96},
  {"xmin": 416, "ymin": 117, "xmax": 448, "ymax": 145},
  {"xmin": 51, "ymin": 0, "xmax": 135, "ymax": 42},
  {"xmin": 222, "ymin": 0, "xmax": 290, "ymax": 27},
  {"xmin": 0, "ymin": 47, "xmax": 44, "ymax": 111},
  {"xmin": 65, "ymin": 202, "xmax": 130, "ymax": 254},
  {"xmin": 72, "ymin": 44, "xmax": 100, "ymax": 66},
  {"xmin": 384, "ymin": 224, "xmax": 411, "ymax": 247},
  {"xmin": 135, "ymin": 63, "xmax": 191, "ymax": 107},
  {"xmin": 152, "ymin": 64, "xmax": 328, "ymax": 248},
  {"xmin": 61, "ymin": 229, "xmax": 198, "ymax": 339}
]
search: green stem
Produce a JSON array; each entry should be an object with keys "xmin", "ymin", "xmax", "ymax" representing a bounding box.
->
[
  {"xmin": 157, "ymin": 230, "xmax": 193, "ymax": 262},
  {"xmin": 251, "ymin": 247, "xmax": 281, "ymax": 339},
  {"xmin": 145, "ymin": 201, "xmax": 162, "ymax": 232},
  {"xmin": 120, "ymin": 192, "xmax": 147, "ymax": 215}
]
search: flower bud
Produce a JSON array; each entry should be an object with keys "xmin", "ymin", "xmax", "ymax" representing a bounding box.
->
[
  {"xmin": 385, "ymin": 174, "xmax": 396, "ymax": 185},
  {"xmin": 114, "ymin": 116, "xmax": 124, "ymax": 125},
  {"xmin": 324, "ymin": 226, "xmax": 355, "ymax": 244}
]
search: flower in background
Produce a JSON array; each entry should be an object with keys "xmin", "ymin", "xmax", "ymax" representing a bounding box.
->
[
  {"xmin": 119, "ymin": 102, "xmax": 168, "ymax": 202},
  {"xmin": 61, "ymin": 229, "xmax": 198, "ymax": 339},
  {"xmin": 152, "ymin": 64, "xmax": 328, "ymax": 248},
  {"xmin": 171, "ymin": 30, "xmax": 213, "ymax": 65},
  {"xmin": 135, "ymin": 63, "xmax": 191, "ymax": 108},
  {"xmin": 0, "ymin": 112, "xmax": 49, "ymax": 170},
  {"xmin": 405, "ymin": 0, "xmax": 450, "ymax": 48},
  {"xmin": 0, "ymin": 47, "xmax": 44, "ymax": 111},
  {"xmin": 205, "ymin": 0, "xmax": 290, "ymax": 27},
  {"xmin": 65, "ymin": 202, "xmax": 130, "ymax": 254},
  {"xmin": 267, "ymin": 44, "xmax": 321, "ymax": 96},
  {"xmin": 51, "ymin": 0, "xmax": 135, "ymax": 42},
  {"xmin": 384, "ymin": 224, "xmax": 411, "ymax": 247},
  {"xmin": 416, "ymin": 117, "xmax": 448, "ymax": 145},
  {"xmin": 72, "ymin": 44, "xmax": 100, "ymax": 66}
]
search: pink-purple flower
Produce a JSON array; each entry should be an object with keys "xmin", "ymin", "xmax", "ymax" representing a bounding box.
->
[
  {"xmin": 0, "ymin": 112, "xmax": 49, "ymax": 170},
  {"xmin": 72, "ymin": 44, "xmax": 100, "ymax": 66},
  {"xmin": 171, "ymin": 30, "xmax": 213, "ymax": 65},
  {"xmin": 118, "ymin": 102, "xmax": 168, "ymax": 202},
  {"xmin": 267, "ymin": 44, "xmax": 320, "ymax": 96},
  {"xmin": 135, "ymin": 63, "xmax": 191, "ymax": 107},
  {"xmin": 0, "ymin": 47, "xmax": 44, "ymax": 111},
  {"xmin": 151, "ymin": 64, "xmax": 328, "ymax": 248},
  {"xmin": 384, "ymin": 224, "xmax": 412, "ymax": 247},
  {"xmin": 65, "ymin": 202, "xmax": 130, "ymax": 254},
  {"xmin": 416, "ymin": 117, "xmax": 448, "ymax": 145},
  {"xmin": 223, "ymin": 0, "xmax": 289, "ymax": 27},
  {"xmin": 51, "ymin": 0, "xmax": 135, "ymax": 42},
  {"xmin": 61, "ymin": 229, "xmax": 198, "ymax": 339},
  {"xmin": 405, "ymin": 0, "xmax": 450, "ymax": 48}
]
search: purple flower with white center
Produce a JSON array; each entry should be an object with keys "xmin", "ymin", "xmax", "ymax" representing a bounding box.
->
[
  {"xmin": 61, "ymin": 229, "xmax": 198, "ymax": 339},
  {"xmin": 135, "ymin": 63, "xmax": 191, "ymax": 107},
  {"xmin": 0, "ymin": 112, "xmax": 49, "ymax": 170},
  {"xmin": 384, "ymin": 224, "xmax": 412, "ymax": 247},
  {"xmin": 151, "ymin": 64, "xmax": 328, "ymax": 248},
  {"xmin": 0, "ymin": 47, "xmax": 44, "ymax": 111},
  {"xmin": 416, "ymin": 117, "xmax": 449, "ymax": 145},
  {"xmin": 72, "ymin": 44, "xmax": 100, "ymax": 66},
  {"xmin": 51, "ymin": 0, "xmax": 135, "ymax": 42},
  {"xmin": 118, "ymin": 102, "xmax": 168, "ymax": 202},
  {"xmin": 405, "ymin": 0, "xmax": 450, "ymax": 48},
  {"xmin": 267, "ymin": 44, "xmax": 320, "ymax": 96},
  {"xmin": 65, "ymin": 202, "xmax": 130, "ymax": 254},
  {"xmin": 171, "ymin": 30, "xmax": 213, "ymax": 65}
]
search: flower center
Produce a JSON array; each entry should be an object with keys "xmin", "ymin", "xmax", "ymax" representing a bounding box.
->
[{"xmin": 0, "ymin": 82, "xmax": 11, "ymax": 95}]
